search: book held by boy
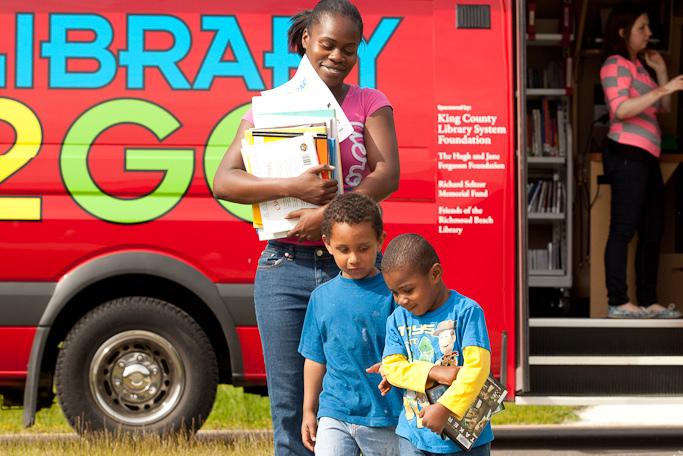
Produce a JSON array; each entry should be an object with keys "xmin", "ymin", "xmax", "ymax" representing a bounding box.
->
[{"xmin": 425, "ymin": 374, "xmax": 507, "ymax": 452}]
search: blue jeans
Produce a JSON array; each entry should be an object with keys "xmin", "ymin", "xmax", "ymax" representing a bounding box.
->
[
  {"xmin": 314, "ymin": 417, "xmax": 399, "ymax": 456},
  {"xmin": 603, "ymin": 142, "xmax": 664, "ymax": 307},
  {"xmin": 255, "ymin": 241, "xmax": 340, "ymax": 456},
  {"xmin": 398, "ymin": 437, "xmax": 491, "ymax": 456},
  {"xmin": 254, "ymin": 241, "xmax": 382, "ymax": 456}
]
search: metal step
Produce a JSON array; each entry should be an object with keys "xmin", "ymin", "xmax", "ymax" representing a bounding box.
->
[
  {"xmin": 528, "ymin": 364, "xmax": 683, "ymax": 395},
  {"xmin": 526, "ymin": 319, "xmax": 683, "ymax": 396},
  {"xmin": 529, "ymin": 318, "xmax": 683, "ymax": 356}
]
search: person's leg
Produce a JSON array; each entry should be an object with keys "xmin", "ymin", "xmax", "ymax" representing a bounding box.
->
[
  {"xmin": 397, "ymin": 436, "xmax": 430, "ymax": 456},
  {"xmin": 313, "ymin": 417, "xmax": 361, "ymax": 456},
  {"xmin": 354, "ymin": 424, "xmax": 399, "ymax": 456},
  {"xmin": 635, "ymin": 159, "xmax": 664, "ymax": 307},
  {"xmin": 603, "ymin": 148, "xmax": 649, "ymax": 309},
  {"xmin": 254, "ymin": 243, "xmax": 339, "ymax": 456},
  {"xmin": 467, "ymin": 442, "xmax": 491, "ymax": 456}
]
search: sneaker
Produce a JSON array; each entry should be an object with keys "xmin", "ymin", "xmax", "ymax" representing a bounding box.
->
[
  {"xmin": 606, "ymin": 306, "xmax": 656, "ymax": 319},
  {"xmin": 645, "ymin": 304, "xmax": 682, "ymax": 319}
]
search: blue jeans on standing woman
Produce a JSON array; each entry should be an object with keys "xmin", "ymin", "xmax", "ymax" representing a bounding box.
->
[
  {"xmin": 603, "ymin": 140, "xmax": 664, "ymax": 307},
  {"xmin": 254, "ymin": 240, "xmax": 383, "ymax": 455}
]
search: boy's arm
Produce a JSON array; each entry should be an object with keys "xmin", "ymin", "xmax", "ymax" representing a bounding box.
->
[
  {"xmin": 382, "ymin": 353, "xmax": 434, "ymax": 392},
  {"xmin": 436, "ymin": 346, "xmax": 491, "ymax": 418},
  {"xmin": 418, "ymin": 346, "xmax": 490, "ymax": 434},
  {"xmin": 302, "ymin": 358, "xmax": 326, "ymax": 451}
]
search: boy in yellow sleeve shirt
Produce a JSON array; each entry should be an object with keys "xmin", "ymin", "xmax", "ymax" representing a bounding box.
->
[{"xmin": 381, "ymin": 233, "xmax": 493, "ymax": 455}]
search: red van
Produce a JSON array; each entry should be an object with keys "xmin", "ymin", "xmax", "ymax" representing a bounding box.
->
[
  {"xmin": 4, "ymin": 0, "xmax": 680, "ymax": 436},
  {"xmin": 0, "ymin": 0, "xmax": 516, "ymax": 434}
]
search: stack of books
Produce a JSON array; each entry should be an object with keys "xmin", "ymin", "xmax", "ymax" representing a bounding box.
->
[
  {"xmin": 241, "ymin": 113, "xmax": 342, "ymax": 240},
  {"xmin": 242, "ymin": 54, "xmax": 350, "ymax": 241}
]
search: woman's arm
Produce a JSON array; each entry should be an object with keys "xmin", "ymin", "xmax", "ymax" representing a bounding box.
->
[
  {"xmin": 351, "ymin": 106, "xmax": 400, "ymax": 201},
  {"xmin": 212, "ymin": 119, "xmax": 338, "ymax": 205},
  {"xmin": 613, "ymin": 52, "xmax": 683, "ymax": 119}
]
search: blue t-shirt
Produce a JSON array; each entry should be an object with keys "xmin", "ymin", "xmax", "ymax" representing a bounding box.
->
[
  {"xmin": 383, "ymin": 290, "xmax": 493, "ymax": 453},
  {"xmin": 298, "ymin": 272, "xmax": 403, "ymax": 426}
]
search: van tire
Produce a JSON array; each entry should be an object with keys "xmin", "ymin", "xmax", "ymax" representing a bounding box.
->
[{"xmin": 55, "ymin": 297, "xmax": 218, "ymax": 434}]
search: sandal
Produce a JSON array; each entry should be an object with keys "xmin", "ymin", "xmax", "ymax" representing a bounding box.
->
[
  {"xmin": 606, "ymin": 306, "xmax": 655, "ymax": 319},
  {"xmin": 645, "ymin": 304, "xmax": 682, "ymax": 319}
]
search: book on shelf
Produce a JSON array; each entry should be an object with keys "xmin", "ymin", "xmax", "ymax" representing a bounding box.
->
[
  {"xmin": 425, "ymin": 374, "xmax": 507, "ymax": 452},
  {"xmin": 527, "ymin": 2, "xmax": 536, "ymax": 40},
  {"xmin": 527, "ymin": 178, "xmax": 564, "ymax": 213},
  {"xmin": 528, "ymin": 242, "xmax": 565, "ymax": 272},
  {"xmin": 526, "ymin": 98, "xmax": 568, "ymax": 158}
]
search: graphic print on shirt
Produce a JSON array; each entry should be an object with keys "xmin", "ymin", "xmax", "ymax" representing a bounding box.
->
[
  {"xmin": 432, "ymin": 320, "xmax": 459, "ymax": 366},
  {"xmin": 345, "ymin": 121, "xmax": 367, "ymax": 188},
  {"xmin": 418, "ymin": 337, "xmax": 434, "ymax": 362}
]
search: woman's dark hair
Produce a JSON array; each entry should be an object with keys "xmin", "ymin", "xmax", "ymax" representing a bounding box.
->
[
  {"xmin": 287, "ymin": 0, "xmax": 363, "ymax": 57},
  {"xmin": 601, "ymin": 1, "xmax": 647, "ymax": 61}
]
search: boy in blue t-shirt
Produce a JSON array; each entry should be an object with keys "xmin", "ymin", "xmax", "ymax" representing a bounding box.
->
[
  {"xmin": 298, "ymin": 192, "xmax": 403, "ymax": 456},
  {"xmin": 381, "ymin": 233, "xmax": 493, "ymax": 456}
]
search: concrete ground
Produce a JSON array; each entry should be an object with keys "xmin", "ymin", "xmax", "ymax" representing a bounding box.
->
[{"xmin": 571, "ymin": 404, "xmax": 683, "ymax": 426}]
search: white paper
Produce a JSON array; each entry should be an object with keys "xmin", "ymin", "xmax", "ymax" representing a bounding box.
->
[{"xmin": 256, "ymin": 55, "xmax": 352, "ymax": 142}]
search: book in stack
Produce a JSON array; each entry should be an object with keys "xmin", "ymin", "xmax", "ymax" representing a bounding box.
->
[{"xmin": 242, "ymin": 55, "xmax": 349, "ymax": 241}]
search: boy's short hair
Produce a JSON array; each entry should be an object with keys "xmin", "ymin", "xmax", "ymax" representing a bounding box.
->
[
  {"xmin": 322, "ymin": 192, "xmax": 383, "ymax": 240},
  {"xmin": 382, "ymin": 233, "xmax": 440, "ymax": 275}
]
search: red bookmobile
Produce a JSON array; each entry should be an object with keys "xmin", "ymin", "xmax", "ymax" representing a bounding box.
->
[{"xmin": 1, "ymin": 0, "xmax": 681, "ymax": 433}]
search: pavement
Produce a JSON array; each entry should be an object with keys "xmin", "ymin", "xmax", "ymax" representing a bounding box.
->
[{"xmin": 494, "ymin": 404, "xmax": 683, "ymax": 441}]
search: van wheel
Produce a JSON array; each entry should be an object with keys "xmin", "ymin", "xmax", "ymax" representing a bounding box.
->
[{"xmin": 55, "ymin": 297, "xmax": 218, "ymax": 434}]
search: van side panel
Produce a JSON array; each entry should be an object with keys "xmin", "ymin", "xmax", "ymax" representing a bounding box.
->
[{"xmin": 0, "ymin": 327, "xmax": 36, "ymax": 384}]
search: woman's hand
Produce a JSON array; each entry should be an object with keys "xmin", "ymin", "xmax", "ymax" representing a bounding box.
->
[
  {"xmin": 286, "ymin": 206, "xmax": 325, "ymax": 242},
  {"xmin": 291, "ymin": 165, "xmax": 339, "ymax": 206},
  {"xmin": 660, "ymin": 74, "xmax": 683, "ymax": 95},
  {"xmin": 643, "ymin": 50, "xmax": 667, "ymax": 73}
]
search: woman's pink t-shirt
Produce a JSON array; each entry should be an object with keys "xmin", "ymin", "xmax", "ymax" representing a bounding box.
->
[
  {"xmin": 242, "ymin": 84, "xmax": 392, "ymax": 244},
  {"xmin": 600, "ymin": 55, "xmax": 662, "ymax": 157}
]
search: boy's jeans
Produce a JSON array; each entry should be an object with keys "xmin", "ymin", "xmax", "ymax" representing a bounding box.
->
[
  {"xmin": 398, "ymin": 436, "xmax": 491, "ymax": 456},
  {"xmin": 314, "ymin": 417, "xmax": 399, "ymax": 456}
]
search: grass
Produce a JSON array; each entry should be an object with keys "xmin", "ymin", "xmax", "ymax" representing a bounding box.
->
[
  {"xmin": 0, "ymin": 385, "xmax": 271, "ymax": 434},
  {"xmin": 491, "ymin": 402, "xmax": 582, "ymax": 425},
  {"xmin": 0, "ymin": 432, "xmax": 274, "ymax": 455},
  {"xmin": 0, "ymin": 386, "xmax": 581, "ymax": 454}
]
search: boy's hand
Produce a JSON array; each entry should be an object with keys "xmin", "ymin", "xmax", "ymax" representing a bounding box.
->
[
  {"xmin": 429, "ymin": 365, "xmax": 461, "ymax": 386},
  {"xmin": 366, "ymin": 362, "xmax": 392, "ymax": 395},
  {"xmin": 301, "ymin": 411, "xmax": 318, "ymax": 451},
  {"xmin": 418, "ymin": 402, "xmax": 451, "ymax": 435}
]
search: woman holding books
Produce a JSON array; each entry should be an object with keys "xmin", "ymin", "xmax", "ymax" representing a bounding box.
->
[
  {"xmin": 213, "ymin": 0, "xmax": 399, "ymax": 454},
  {"xmin": 600, "ymin": 1, "xmax": 683, "ymax": 319}
]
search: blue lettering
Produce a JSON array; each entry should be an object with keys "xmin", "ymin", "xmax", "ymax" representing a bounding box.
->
[
  {"xmin": 263, "ymin": 16, "xmax": 300, "ymax": 88},
  {"xmin": 0, "ymin": 55, "xmax": 5, "ymax": 87},
  {"xmin": 194, "ymin": 16, "xmax": 264, "ymax": 90},
  {"xmin": 358, "ymin": 18, "xmax": 401, "ymax": 88},
  {"xmin": 119, "ymin": 15, "xmax": 191, "ymax": 90},
  {"xmin": 16, "ymin": 14, "xmax": 34, "ymax": 88},
  {"xmin": 40, "ymin": 14, "xmax": 116, "ymax": 89}
]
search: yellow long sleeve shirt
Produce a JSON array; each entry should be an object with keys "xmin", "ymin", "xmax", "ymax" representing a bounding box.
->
[{"xmin": 383, "ymin": 345, "xmax": 490, "ymax": 419}]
